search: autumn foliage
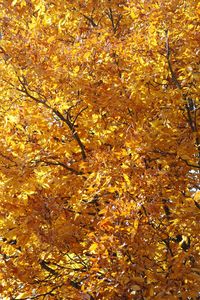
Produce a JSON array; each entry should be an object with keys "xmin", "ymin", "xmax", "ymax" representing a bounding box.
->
[{"xmin": 0, "ymin": 0, "xmax": 200, "ymax": 299}]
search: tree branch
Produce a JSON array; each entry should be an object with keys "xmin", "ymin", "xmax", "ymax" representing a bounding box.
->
[
  {"xmin": 37, "ymin": 159, "xmax": 83, "ymax": 175},
  {"xmin": 13, "ymin": 284, "xmax": 63, "ymax": 300},
  {"xmin": 165, "ymin": 30, "xmax": 182, "ymax": 90},
  {"xmin": 16, "ymin": 76, "xmax": 87, "ymax": 160},
  {"xmin": 82, "ymin": 14, "xmax": 97, "ymax": 27},
  {"xmin": 165, "ymin": 30, "xmax": 200, "ymax": 166},
  {"xmin": 52, "ymin": 108, "xmax": 87, "ymax": 160},
  {"xmin": 106, "ymin": 8, "xmax": 122, "ymax": 33},
  {"xmin": 39, "ymin": 260, "xmax": 58, "ymax": 276}
]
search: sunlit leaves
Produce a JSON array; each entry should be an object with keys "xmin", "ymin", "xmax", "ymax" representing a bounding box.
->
[{"xmin": 0, "ymin": 0, "xmax": 200, "ymax": 299}]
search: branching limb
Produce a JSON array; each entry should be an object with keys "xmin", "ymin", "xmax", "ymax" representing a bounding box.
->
[
  {"xmin": 194, "ymin": 200, "xmax": 200, "ymax": 210},
  {"xmin": 165, "ymin": 32, "xmax": 200, "ymax": 165},
  {"xmin": 0, "ymin": 46, "xmax": 10, "ymax": 61},
  {"xmin": 165, "ymin": 30, "xmax": 182, "ymax": 90},
  {"xmin": 39, "ymin": 260, "xmax": 58, "ymax": 276},
  {"xmin": 179, "ymin": 157, "xmax": 200, "ymax": 169},
  {"xmin": 72, "ymin": 105, "xmax": 88, "ymax": 126},
  {"xmin": 15, "ymin": 76, "xmax": 87, "ymax": 160},
  {"xmin": 82, "ymin": 14, "xmax": 97, "ymax": 27},
  {"xmin": 52, "ymin": 108, "xmax": 87, "ymax": 160},
  {"xmin": 0, "ymin": 152, "xmax": 18, "ymax": 166},
  {"xmin": 151, "ymin": 149, "xmax": 200, "ymax": 169},
  {"xmin": 106, "ymin": 8, "xmax": 122, "ymax": 33},
  {"xmin": 36, "ymin": 159, "xmax": 83, "ymax": 175},
  {"xmin": 39, "ymin": 260, "xmax": 82, "ymax": 291},
  {"xmin": 12, "ymin": 284, "xmax": 63, "ymax": 300}
]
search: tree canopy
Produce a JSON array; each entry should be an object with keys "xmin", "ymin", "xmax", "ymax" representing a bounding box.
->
[{"xmin": 0, "ymin": 0, "xmax": 200, "ymax": 299}]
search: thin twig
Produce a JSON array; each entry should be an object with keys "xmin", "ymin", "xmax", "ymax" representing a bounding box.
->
[{"xmin": 72, "ymin": 106, "xmax": 88, "ymax": 126}]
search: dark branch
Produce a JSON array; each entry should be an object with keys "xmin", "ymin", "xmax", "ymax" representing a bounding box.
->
[
  {"xmin": 72, "ymin": 105, "xmax": 88, "ymax": 126},
  {"xmin": 52, "ymin": 108, "xmax": 86, "ymax": 160},
  {"xmin": 106, "ymin": 8, "xmax": 122, "ymax": 33},
  {"xmin": 16, "ymin": 76, "xmax": 87, "ymax": 160},
  {"xmin": 82, "ymin": 14, "xmax": 97, "ymax": 27},
  {"xmin": 179, "ymin": 157, "xmax": 200, "ymax": 169},
  {"xmin": 13, "ymin": 284, "xmax": 63, "ymax": 300},
  {"xmin": 40, "ymin": 260, "xmax": 58, "ymax": 276},
  {"xmin": 165, "ymin": 30, "xmax": 182, "ymax": 90},
  {"xmin": 165, "ymin": 31, "xmax": 200, "ymax": 165},
  {"xmin": 38, "ymin": 159, "xmax": 83, "ymax": 175},
  {"xmin": 194, "ymin": 200, "xmax": 200, "ymax": 210}
]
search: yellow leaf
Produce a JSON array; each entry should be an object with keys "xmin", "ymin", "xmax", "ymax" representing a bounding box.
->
[
  {"xmin": 20, "ymin": 0, "xmax": 26, "ymax": 7},
  {"xmin": 83, "ymin": 52, "xmax": 91, "ymax": 60},
  {"xmin": 130, "ymin": 11, "xmax": 138, "ymax": 20},
  {"xmin": 99, "ymin": 208, "xmax": 107, "ymax": 215},
  {"xmin": 132, "ymin": 276, "xmax": 144, "ymax": 284},
  {"xmin": 194, "ymin": 191, "xmax": 200, "ymax": 201},
  {"xmin": 11, "ymin": 0, "xmax": 18, "ymax": 6},
  {"xmin": 89, "ymin": 243, "xmax": 98, "ymax": 252},
  {"xmin": 123, "ymin": 174, "xmax": 131, "ymax": 186},
  {"xmin": 73, "ymin": 66, "xmax": 80, "ymax": 73},
  {"xmin": 131, "ymin": 285, "xmax": 141, "ymax": 292},
  {"xmin": 134, "ymin": 219, "xmax": 139, "ymax": 230}
]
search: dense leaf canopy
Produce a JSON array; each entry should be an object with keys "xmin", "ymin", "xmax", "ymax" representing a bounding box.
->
[{"xmin": 0, "ymin": 0, "xmax": 200, "ymax": 299}]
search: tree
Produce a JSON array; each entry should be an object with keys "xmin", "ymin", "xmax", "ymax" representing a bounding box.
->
[{"xmin": 0, "ymin": 0, "xmax": 199, "ymax": 299}]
